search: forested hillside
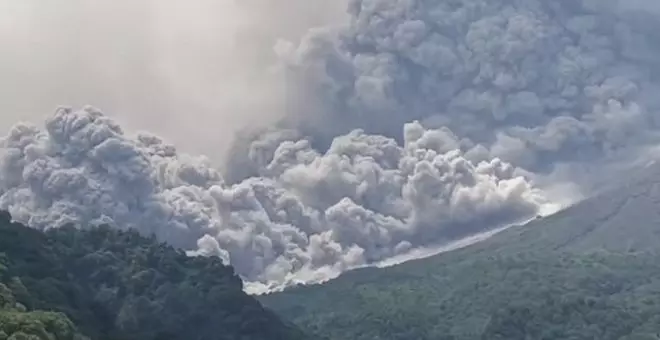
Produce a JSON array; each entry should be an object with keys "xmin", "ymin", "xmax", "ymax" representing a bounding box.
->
[
  {"xmin": 261, "ymin": 168, "xmax": 660, "ymax": 340},
  {"xmin": 263, "ymin": 251, "xmax": 660, "ymax": 340},
  {"xmin": 0, "ymin": 211, "xmax": 308, "ymax": 340}
]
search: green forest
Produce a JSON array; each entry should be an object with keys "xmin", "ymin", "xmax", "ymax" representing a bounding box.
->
[
  {"xmin": 262, "ymin": 251, "xmax": 660, "ymax": 340},
  {"xmin": 0, "ymin": 211, "xmax": 307, "ymax": 340}
]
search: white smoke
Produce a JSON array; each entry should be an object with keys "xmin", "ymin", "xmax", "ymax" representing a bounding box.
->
[
  {"xmin": 0, "ymin": 107, "xmax": 546, "ymax": 292},
  {"xmin": 3, "ymin": 0, "xmax": 660, "ymax": 292}
]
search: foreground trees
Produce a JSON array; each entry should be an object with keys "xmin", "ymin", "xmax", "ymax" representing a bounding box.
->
[{"xmin": 0, "ymin": 212, "xmax": 306, "ymax": 340}]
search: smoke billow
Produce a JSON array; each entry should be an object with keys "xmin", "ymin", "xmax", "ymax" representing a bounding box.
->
[
  {"xmin": 0, "ymin": 107, "xmax": 546, "ymax": 292},
  {"xmin": 270, "ymin": 0, "xmax": 660, "ymax": 172},
  {"xmin": 2, "ymin": 0, "xmax": 660, "ymax": 292}
]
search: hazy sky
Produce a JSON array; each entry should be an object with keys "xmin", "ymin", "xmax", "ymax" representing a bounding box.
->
[{"xmin": 0, "ymin": 0, "xmax": 348, "ymax": 161}]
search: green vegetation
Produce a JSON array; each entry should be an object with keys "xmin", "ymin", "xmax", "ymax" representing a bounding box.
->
[
  {"xmin": 261, "ymin": 175, "xmax": 660, "ymax": 340},
  {"xmin": 0, "ymin": 276, "xmax": 85, "ymax": 340},
  {"xmin": 0, "ymin": 211, "xmax": 307, "ymax": 340},
  {"xmin": 262, "ymin": 251, "xmax": 660, "ymax": 340}
]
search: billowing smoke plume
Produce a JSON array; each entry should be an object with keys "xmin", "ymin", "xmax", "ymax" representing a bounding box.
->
[
  {"xmin": 3, "ymin": 0, "xmax": 660, "ymax": 292},
  {"xmin": 0, "ymin": 107, "xmax": 545, "ymax": 292},
  {"xmin": 266, "ymin": 0, "xmax": 660, "ymax": 173}
]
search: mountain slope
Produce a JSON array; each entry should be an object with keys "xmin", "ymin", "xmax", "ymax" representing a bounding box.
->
[
  {"xmin": 260, "ymin": 165, "xmax": 660, "ymax": 340},
  {"xmin": 475, "ymin": 163, "xmax": 660, "ymax": 254},
  {"xmin": 0, "ymin": 211, "xmax": 309, "ymax": 340}
]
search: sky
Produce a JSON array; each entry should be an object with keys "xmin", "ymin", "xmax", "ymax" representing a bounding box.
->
[{"xmin": 0, "ymin": 0, "xmax": 348, "ymax": 161}]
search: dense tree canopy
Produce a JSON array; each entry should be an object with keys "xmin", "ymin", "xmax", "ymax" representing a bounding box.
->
[
  {"xmin": 0, "ymin": 211, "xmax": 308, "ymax": 340},
  {"xmin": 0, "ymin": 278, "xmax": 85, "ymax": 340},
  {"xmin": 262, "ymin": 249, "xmax": 660, "ymax": 340}
]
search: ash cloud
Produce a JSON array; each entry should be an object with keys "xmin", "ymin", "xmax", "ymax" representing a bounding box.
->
[
  {"xmin": 0, "ymin": 107, "xmax": 546, "ymax": 292},
  {"xmin": 271, "ymin": 0, "xmax": 660, "ymax": 173},
  {"xmin": 2, "ymin": 0, "xmax": 660, "ymax": 292}
]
